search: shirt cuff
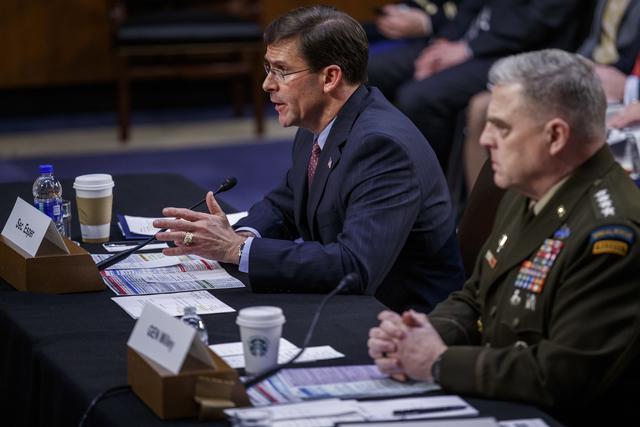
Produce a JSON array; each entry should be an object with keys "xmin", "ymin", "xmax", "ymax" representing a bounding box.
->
[
  {"xmin": 238, "ymin": 236, "xmax": 254, "ymax": 273},
  {"xmin": 235, "ymin": 226, "xmax": 262, "ymax": 238},
  {"xmin": 624, "ymin": 76, "xmax": 639, "ymax": 105}
]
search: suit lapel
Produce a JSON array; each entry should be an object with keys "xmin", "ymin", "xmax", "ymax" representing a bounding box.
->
[{"xmin": 306, "ymin": 86, "xmax": 369, "ymax": 234}]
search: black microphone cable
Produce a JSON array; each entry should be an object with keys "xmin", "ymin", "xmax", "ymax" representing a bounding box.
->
[
  {"xmin": 96, "ymin": 176, "xmax": 237, "ymax": 271},
  {"xmin": 242, "ymin": 272, "xmax": 361, "ymax": 388},
  {"xmin": 77, "ymin": 384, "xmax": 131, "ymax": 427}
]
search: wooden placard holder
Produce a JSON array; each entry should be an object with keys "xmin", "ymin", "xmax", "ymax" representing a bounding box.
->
[
  {"xmin": 127, "ymin": 347, "xmax": 250, "ymax": 420},
  {"xmin": 0, "ymin": 235, "xmax": 105, "ymax": 293}
]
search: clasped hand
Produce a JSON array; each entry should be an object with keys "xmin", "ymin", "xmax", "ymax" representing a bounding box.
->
[
  {"xmin": 414, "ymin": 39, "xmax": 471, "ymax": 80},
  {"xmin": 152, "ymin": 191, "xmax": 246, "ymax": 264},
  {"xmin": 368, "ymin": 310, "xmax": 447, "ymax": 382}
]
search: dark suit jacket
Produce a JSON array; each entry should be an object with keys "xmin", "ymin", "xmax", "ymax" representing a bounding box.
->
[
  {"xmin": 578, "ymin": 0, "xmax": 640, "ymax": 73},
  {"xmin": 438, "ymin": 0, "xmax": 591, "ymax": 57},
  {"xmin": 235, "ymin": 85, "xmax": 465, "ymax": 312}
]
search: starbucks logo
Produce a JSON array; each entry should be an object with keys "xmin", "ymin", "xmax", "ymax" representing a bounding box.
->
[{"xmin": 249, "ymin": 336, "xmax": 269, "ymax": 357}]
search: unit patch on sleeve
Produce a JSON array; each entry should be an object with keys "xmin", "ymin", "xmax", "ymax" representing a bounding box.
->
[{"xmin": 589, "ymin": 225, "xmax": 635, "ymax": 256}]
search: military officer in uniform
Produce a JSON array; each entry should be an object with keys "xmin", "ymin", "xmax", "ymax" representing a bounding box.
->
[{"xmin": 368, "ymin": 49, "xmax": 640, "ymax": 426}]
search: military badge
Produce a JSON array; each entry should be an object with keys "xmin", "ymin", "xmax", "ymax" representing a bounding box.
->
[
  {"xmin": 514, "ymin": 238, "xmax": 564, "ymax": 294},
  {"xmin": 496, "ymin": 234, "xmax": 508, "ymax": 253},
  {"xmin": 510, "ymin": 289, "xmax": 522, "ymax": 306},
  {"xmin": 589, "ymin": 225, "xmax": 635, "ymax": 256},
  {"xmin": 593, "ymin": 188, "xmax": 616, "ymax": 217},
  {"xmin": 525, "ymin": 293, "xmax": 537, "ymax": 311},
  {"xmin": 553, "ymin": 224, "xmax": 571, "ymax": 240}
]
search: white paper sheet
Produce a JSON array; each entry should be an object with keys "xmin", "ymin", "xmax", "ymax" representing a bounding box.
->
[
  {"xmin": 139, "ymin": 269, "xmax": 239, "ymax": 283},
  {"xmin": 93, "ymin": 252, "xmax": 183, "ymax": 270},
  {"xmin": 225, "ymin": 399, "xmax": 363, "ymax": 427},
  {"xmin": 499, "ymin": 419, "xmax": 550, "ymax": 427},
  {"xmin": 227, "ymin": 211, "xmax": 249, "ymax": 225},
  {"xmin": 123, "ymin": 215, "xmax": 166, "ymax": 236},
  {"xmin": 358, "ymin": 395, "xmax": 478, "ymax": 420},
  {"xmin": 103, "ymin": 242, "xmax": 169, "ymax": 252},
  {"xmin": 123, "ymin": 211, "xmax": 248, "ymax": 236},
  {"xmin": 111, "ymin": 290, "xmax": 235, "ymax": 318},
  {"xmin": 209, "ymin": 338, "xmax": 344, "ymax": 368}
]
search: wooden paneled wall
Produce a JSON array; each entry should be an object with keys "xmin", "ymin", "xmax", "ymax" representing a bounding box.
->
[
  {"xmin": 0, "ymin": 1, "xmax": 386, "ymax": 89},
  {"xmin": 0, "ymin": 0, "xmax": 114, "ymax": 89},
  {"xmin": 259, "ymin": 1, "xmax": 388, "ymax": 28}
]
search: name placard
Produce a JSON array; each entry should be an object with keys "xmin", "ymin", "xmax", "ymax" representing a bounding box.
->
[
  {"xmin": 127, "ymin": 303, "xmax": 215, "ymax": 375},
  {"xmin": 1, "ymin": 197, "xmax": 69, "ymax": 257}
]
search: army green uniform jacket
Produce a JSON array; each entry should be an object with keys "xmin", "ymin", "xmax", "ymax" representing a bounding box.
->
[{"xmin": 429, "ymin": 147, "xmax": 640, "ymax": 424}]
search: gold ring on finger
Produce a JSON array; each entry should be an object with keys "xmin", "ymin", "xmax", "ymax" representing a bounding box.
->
[{"xmin": 183, "ymin": 231, "xmax": 194, "ymax": 246}]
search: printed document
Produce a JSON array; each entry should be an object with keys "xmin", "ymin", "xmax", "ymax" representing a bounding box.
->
[
  {"xmin": 111, "ymin": 290, "xmax": 235, "ymax": 318},
  {"xmin": 122, "ymin": 212, "xmax": 248, "ymax": 236},
  {"xmin": 92, "ymin": 254, "xmax": 245, "ymax": 295},
  {"xmin": 225, "ymin": 396, "xmax": 478, "ymax": 427},
  {"xmin": 210, "ymin": 338, "xmax": 344, "ymax": 369},
  {"xmin": 246, "ymin": 365, "xmax": 439, "ymax": 406},
  {"xmin": 358, "ymin": 395, "xmax": 477, "ymax": 420}
]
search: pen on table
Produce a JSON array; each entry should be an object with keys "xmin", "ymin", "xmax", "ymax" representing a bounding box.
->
[
  {"xmin": 392, "ymin": 405, "xmax": 468, "ymax": 416},
  {"xmin": 103, "ymin": 241, "xmax": 147, "ymax": 247}
]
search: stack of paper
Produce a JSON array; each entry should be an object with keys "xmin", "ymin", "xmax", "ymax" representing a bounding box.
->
[
  {"xmin": 111, "ymin": 290, "xmax": 236, "ymax": 318},
  {"xmin": 91, "ymin": 253, "xmax": 245, "ymax": 295},
  {"xmin": 245, "ymin": 365, "xmax": 440, "ymax": 406},
  {"xmin": 225, "ymin": 396, "xmax": 479, "ymax": 427}
]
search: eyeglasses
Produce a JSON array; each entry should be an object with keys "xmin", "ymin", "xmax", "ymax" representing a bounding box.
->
[{"xmin": 263, "ymin": 64, "xmax": 312, "ymax": 82}]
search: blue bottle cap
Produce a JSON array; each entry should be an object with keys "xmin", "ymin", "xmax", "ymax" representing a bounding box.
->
[{"xmin": 39, "ymin": 164, "xmax": 53, "ymax": 174}]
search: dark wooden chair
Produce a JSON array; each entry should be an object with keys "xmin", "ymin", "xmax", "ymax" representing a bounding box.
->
[
  {"xmin": 110, "ymin": 0, "xmax": 265, "ymax": 141},
  {"xmin": 457, "ymin": 158, "xmax": 506, "ymax": 278}
]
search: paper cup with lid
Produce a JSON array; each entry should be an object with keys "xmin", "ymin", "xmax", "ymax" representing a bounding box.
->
[
  {"xmin": 236, "ymin": 306, "xmax": 286, "ymax": 375},
  {"xmin": 73, "ymin": 174, "xmax": 114, "ymax": 243}
]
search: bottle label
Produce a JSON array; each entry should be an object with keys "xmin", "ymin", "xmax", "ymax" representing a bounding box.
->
[{"xmin": 34, "ymin": 198, "xmax": 62, "ymax": 223}]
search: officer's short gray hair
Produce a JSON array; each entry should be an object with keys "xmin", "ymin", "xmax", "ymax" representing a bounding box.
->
[{"xmin": 488, "ymin": 49, "xmax": 606, "ymax": 142}]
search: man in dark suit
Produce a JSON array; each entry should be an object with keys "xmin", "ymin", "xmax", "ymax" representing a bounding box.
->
[
  {"xmin": 153, "ymin": 5, "xmax": 465, "ymax": 313},
  {"xmin": 369, "ymin": 0, "xmax": 590, "ymax": 170},
  {"xmin": 368, "ymin": 49, "xmax": 640, "ymax": 425}
]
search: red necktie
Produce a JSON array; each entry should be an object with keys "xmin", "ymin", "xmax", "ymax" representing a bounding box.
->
[
  {"xmin": 307, "ymin": 141, "xmax": 321, "ymax": 191},
  {"xmin": 632, "ymin": 53, "xmax": 640, "ymax": 76}
]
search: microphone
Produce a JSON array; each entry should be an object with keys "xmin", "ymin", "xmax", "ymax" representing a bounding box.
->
[
  {"xmin": 96, "ymin": 176, "xmax": 237, "ymax": 271},
  {"xmin": 242, "ymin": 273, "xmax": 361, "ymax": 388}
]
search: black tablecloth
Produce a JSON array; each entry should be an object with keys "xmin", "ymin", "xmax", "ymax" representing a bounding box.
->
[{"xmin": 0, "ymin": 174, "xmax": 563, "ymax": 427}]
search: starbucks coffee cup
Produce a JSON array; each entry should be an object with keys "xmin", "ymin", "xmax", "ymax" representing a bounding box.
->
[
  {"xmin": 73, "ymin": 174, "xmax": 114, "ymax": 243},
  {"xmin": 236, "ymin": 306, "xmax": 286, "ymax": 375}
]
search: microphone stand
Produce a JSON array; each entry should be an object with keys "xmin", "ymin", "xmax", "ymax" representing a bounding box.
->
[
  {"xmin": 242, "ymin": 273, "xmax": 361, "ymax": 388},
  {"xmin": 96, "ymin": 177, "xmax": 237, "ymax": 271}
]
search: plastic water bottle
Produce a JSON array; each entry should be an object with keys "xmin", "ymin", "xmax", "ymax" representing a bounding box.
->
[
  {"xmin": 181, "ymin": 306, "xmax": 209, "ymax": 344},
  {"xmin": 32, "ymin": 164, "xmax": 64, "ymax": 235}
]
